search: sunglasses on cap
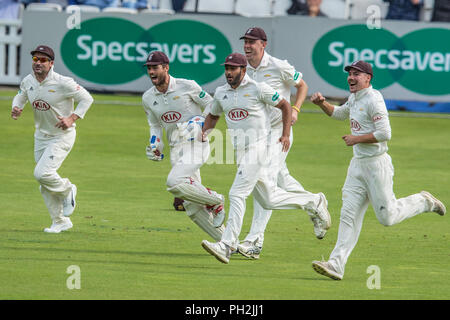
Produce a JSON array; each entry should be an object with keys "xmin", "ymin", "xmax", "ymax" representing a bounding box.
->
[{"xmin": 32, "ymin": 56, "xmax": 51, "ymax": 63}]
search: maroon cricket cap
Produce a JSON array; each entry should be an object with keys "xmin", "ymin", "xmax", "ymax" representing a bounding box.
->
[
  {"xmin": 144, "ymin": 51, "xmax": 170, "ymax": 66},
  {"xmin": 239, "ymin": 27, "xmax": 267, "ymax": 41},
  {"xmin": 221, "ymin": 53, "xmax": 247, "ymax": 67},
  {"xmin": 30, "ymin": 45, "xmax": 55, "ymax": 60},
  {"xmin": 344, "ymin": 60, "xmax": 373, "ymax": 77}
]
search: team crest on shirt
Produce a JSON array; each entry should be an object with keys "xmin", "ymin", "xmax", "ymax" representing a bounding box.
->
[
  {"xmin": 173, "ymin": 96, "xmax": 180, "ymax": 100},
  {"xmin": 32, "ymin": 99, "xmax": 51, "ymax": 111},
  {"xmin": 161, "ymin": 111, "xmax": 181, "ymax": 123},
  {"xmin": 350, "ymin": 118, "xmax": 361, "ymax": 131},
  {"xmin": 228, "ymin": 108, "xmax": 249, "ymax": 121},
  {"xmin": 271, "ymin": 92, "xmax": 280, "ymax": 102},
  {"xmin": 264, "ymin": 74, "xmax": 271, "ymax": 77}
]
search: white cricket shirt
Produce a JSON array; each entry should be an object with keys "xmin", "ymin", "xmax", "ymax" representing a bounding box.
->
[
  {"xmin": 332, "ymin": 86, "xmax": 392, "ymax": 159},
  {"xmin": 210, "ymin": 74, "xmax": 283, "ymax": 150},
  {"xmin": 246, "ymin": 52, "xmax": 302, "ymax": 127},
  {"xmin": 12, "ymin": 67, "xmax": 93, "ymax": 136},
  {"xmin": 142, "ymin": 76, "xmax": 213, "ymax": 147}
]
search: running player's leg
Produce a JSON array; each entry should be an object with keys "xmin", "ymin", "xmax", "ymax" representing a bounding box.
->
[
  {"xmin": 276, "ymin": 127, "xmax": 306, "ymax": 193},
  {"xmin": 240, "ymin": 126, "xmax": 280, "ymax": 250},
  {"xmin": 34, "ymin": 132, "xmax": 75, "ymax": 226},
  {"xmin": 184, "ymin": 201, "xmax": 224, "ymax": 241},
  {"xmin": 242, "ymin": 198, "xmax": 271, "ymax": 248},
  {"xmin": 327, "ymin": 160, "xmax": 369, "ymax": 277},
  {"xmin": 253, "ymin": 169, "xmax": 324, "ymax": 220},
  {"xmin": 365, "ymin": 154, "xmax": 436, "ymax": 226},
  {"xmin": 166, "ymin": 141, "xmax": 224, "ymax": 206},
  {"xmin": 34, "ymin": 132, "xmax": 75, "ymax": 195},
  {"xmin": 219, "ymin": 139, "xmax": 269, "ymax": 250}
]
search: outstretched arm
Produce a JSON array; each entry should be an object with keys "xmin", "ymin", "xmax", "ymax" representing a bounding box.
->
[{"xmin": 310, "ymin": 92, "xmax": 335, "ymax": 117}]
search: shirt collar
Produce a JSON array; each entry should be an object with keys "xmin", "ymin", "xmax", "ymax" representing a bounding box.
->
[
  {"xmin": 227, "ymin": 74, "xmax": 251, "ymax": 90},
  {"xmin": 32, "ymin": 66, "xmax": 55, "ymax": 83},
  {"xmin": 167, "ymin": 75, "xmax": 176, "ymax": 92},
  {"xmin": 153, "ymin": 75, "xmax": 176, "ymax": 94},
  {"xmin": 354, "ymin": 85, "xmax": 372, "ymax": 100},
  {"xmin": 247, "ymin": 51, "xmax": 270, "ymax": 70}
]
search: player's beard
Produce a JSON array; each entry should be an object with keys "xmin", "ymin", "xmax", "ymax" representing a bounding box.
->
[
  {"xmin": 226, "ymin": 71, "xmax": 243, "ymax": 88},
  {"xmin": 151, "ymin": 73, "xmax": 168, "ymax": 87},
  {"xmin": 32, "ymin": 64, "xmax": 51, "ymax": 79}
]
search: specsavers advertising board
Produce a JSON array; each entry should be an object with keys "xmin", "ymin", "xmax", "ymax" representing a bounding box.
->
[{"xmin": 21, "ymin": 11, "xmax": 450, "ymax": 102}]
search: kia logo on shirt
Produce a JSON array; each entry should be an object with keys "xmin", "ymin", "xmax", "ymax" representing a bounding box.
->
[
  {"xmin": 228, "ymin": 108, "xmax": 249, "ymax": 121},
  {"xmin": 161, "ymin": 111, "xmax": 181, "ymax": 123},
  {"xmin": 350, "ymin": 118, "xmax": 361, "ymax": 131},
  {"xmin": 32, "ymin": 100, "xmax": 51, "ymax": 111}
]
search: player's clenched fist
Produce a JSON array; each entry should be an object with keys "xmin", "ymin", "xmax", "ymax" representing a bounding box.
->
[
  {"xmin": 11, "ymin": 106, "xmax": 23, "ymax": 120},
  {"xmin": 55, "ymin": 115, "xmax": 75, "ymax": 130},
  {"xmin": 310, "ymin": 92, "xmax": 326, "ymax": 105}
]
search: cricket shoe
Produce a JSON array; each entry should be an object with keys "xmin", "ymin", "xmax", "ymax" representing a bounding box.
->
[
  {"xmin": 173, "ymin": 197, "xmax": 186, "ymax": 211},
  {"xmin": 312, "ymin": 260, "xmax": 343, "ymax": 280},
  {"xmin": 63, "ymin": 184, "xmax": 77, "ymax": 217},
  {"xmin": 421, "ymin": 191, "xmax": 446, "ymax": 216},
  {"xmin": 310, "ymin": 193, "xmax": 331, "ymax": 239},
  {"xmin": 310, "ymin": 216, "xmax": 327, "ymax": 239},
  {"xmin": 237, "ymin": 241, "xmax": 262, "ymax": 259},
  {"xmin": 201, "ymin": 240, "xmax": 231, "ymax": 264},
  {"xmin": 44, "ymin": 217, "xmax": 73, "ymax": 233},
  {"xmin": 206, "ymin": 204, "xmax": 225, "ymax": 228}
]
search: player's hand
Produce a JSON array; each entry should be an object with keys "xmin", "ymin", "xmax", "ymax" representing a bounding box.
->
[
  {"xmin": 55, "ymin": 115, "xmax": 75, "ymax": 130},
  {"xmin": 279, "ymin": 136, "xmax": 290, "ymax": 152},
  {"xmin": 177, "ymin": 116, "xmax": 205, "ymax": 142},
  {"xmin": 310, "ymin": 92, "xmax": 326, "ymax": 106},
  {"xmin": 291, "ymin": 109, "xmax": 299, "ymax": 125},
  {"xmin": 11, "ymin": 106, "xmax": 23, "ymax": 120},
  {"xmin": 342, "ymin": 135, "xmax": 359, "ymax": 146},
  {"xmin": 148, "ymin": 135, "xmax": 164, "ymax": 160},
  {"xmin": 200, "ymin": 131, "xmax": 207, "ymax": 142},
  {"xmin": 179, "ymin": 121, "xmax": 201, "ymax": 142},
  {"xmin": 146, "ymin": 145, "xmax": 164, "ymax": 161}
]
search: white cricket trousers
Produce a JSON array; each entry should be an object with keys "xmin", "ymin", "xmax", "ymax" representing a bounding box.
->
[
  {"xmin": 166, "ymin": 140, "xmax": 209, "ymax": 188},
  {"xmin": 245, "ymin": 126, "xmax": 313, "ymax": 247},
  {"xmin": 328, "ymin": 153, "xmax": 430, "ymax": 276},
  {"xmin": 221, "ymin": 138, "xmax": 321, "ymax": 250},
  {"xmin": 166, "ymin": 140, "xmax": 221, "ymax": 230},
  {"xmin": 34, "ymin": 130, "xmax": 75, "ymax": 223}
]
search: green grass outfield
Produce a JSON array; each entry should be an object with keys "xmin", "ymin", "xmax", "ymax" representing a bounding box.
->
[{"xmin": 1, "ymin": 88, "xmax": 449, "ymax": 300}]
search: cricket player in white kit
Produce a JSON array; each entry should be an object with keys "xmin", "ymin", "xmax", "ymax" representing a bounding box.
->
[
  {"xmin": 237, "ymin": 27, "xmax": 327, "ymax": 259},
  {"xmin": 200, "ymin": 53, "xmax": 331, "ymax": 264},
  {"xmin": 141, "ymin": 51, "xmax": 225, "ymax": 241},
  {"xmin": 310, "ymin": 60, "xmax": 446, "ymax": 280},
  {"xmin": 11, "ymin": 45, "xmax": 93, "ymax": 233}
]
